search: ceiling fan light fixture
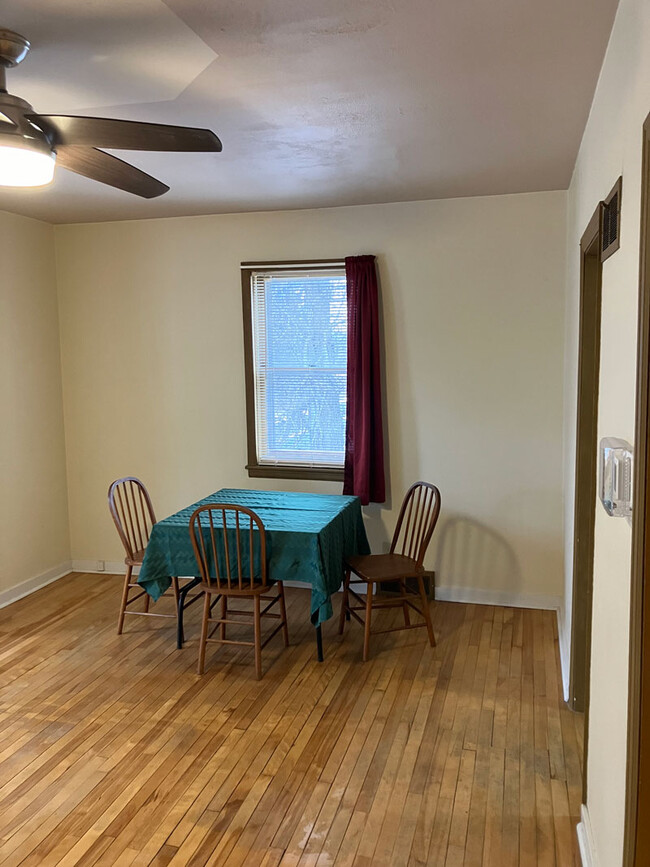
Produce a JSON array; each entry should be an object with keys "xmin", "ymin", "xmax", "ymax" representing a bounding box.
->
[
  {"xmin": 0, "ymin": 26, "xmax": 222, "ymax": 198},
  {"xmin": 0, "ymin": 140, "xmax": 56, "ymax": 187}
]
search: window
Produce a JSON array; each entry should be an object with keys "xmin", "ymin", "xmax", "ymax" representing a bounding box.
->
[{"xmin": 241, "ymin": 260, "xmax": 348, "ymax": 480}]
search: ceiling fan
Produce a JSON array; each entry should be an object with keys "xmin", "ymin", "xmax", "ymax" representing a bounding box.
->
[{"xmin": 0, "ymin": 27, "xmax": 222, "ymax": 198}]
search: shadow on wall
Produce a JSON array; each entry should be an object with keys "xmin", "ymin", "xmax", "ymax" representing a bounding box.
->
[
  {"xmin": 435, "ymin": 516, "xmax": 523, "ymax": 595},
  {"xmin": 362, "ymin": 502, "xmax": 392, "ymax": 554}
]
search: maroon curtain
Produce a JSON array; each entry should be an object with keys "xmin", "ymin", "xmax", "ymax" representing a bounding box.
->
[{"xmin": 343, "ymin": 255, "xmax": 386, "ymax": 505}]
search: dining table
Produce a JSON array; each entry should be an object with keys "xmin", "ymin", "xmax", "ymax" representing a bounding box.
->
[{"xmin": 137, "ymin": 487, "xmax": 370, "ymax": 660}]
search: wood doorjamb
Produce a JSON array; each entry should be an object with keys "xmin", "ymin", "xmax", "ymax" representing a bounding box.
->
[
  {"xmin": 569, "ymin": 205, "xmax": 602, "ymax": 808},
  {"xmin": 624, "ymin": 111, "xmax": 650, "ymax": 867}
]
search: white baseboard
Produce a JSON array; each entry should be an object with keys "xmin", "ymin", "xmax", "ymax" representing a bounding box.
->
[
  {"xmin": 71, "ymin": 569, "xmax": 560, "ymax": 610},
  {"xmin": 72, "ymin": 559, "xmax": 134, "ymax": 575},
  {"xmin": 0, "ymin": 561, "xmax": 73, "ymax": 610},
  {"xmin": 434, "ymin": 585, "xmax": 562, "ymax": 612},
  {"xmin": 577, "ymin": 804, "xmax": 598, "ymax": 867},
  {"xmin": 70, "ymin": 567, "xmax": 369, "ymax": 595}
]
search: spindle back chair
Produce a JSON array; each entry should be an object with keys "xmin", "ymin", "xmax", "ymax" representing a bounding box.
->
[
  {"xmin": 339, "ymin": 481, "xmax": 441, "ymax": 661},
  {"xmin": 109, "ymin": 476, "xmax": 156, "ymax": 563},
  {"xmin": 190, "ymin": 504, "xmax": 267, "ymax": 593},
  {"xmin": 108, "ymin": 477, "xmax": 182, "ymax": 636},
  {"xmin": 390, "ymin": 481, "xmax": 441, "ymax": 565},
  {"xmin": 189, "ymin": 504, "xmax": 289, "ymax": 678}
]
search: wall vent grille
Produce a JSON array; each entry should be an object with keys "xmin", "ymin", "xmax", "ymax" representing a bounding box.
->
[{"xmin": 601, "ymin": 177, "xmax": 622, "ymax": 262}]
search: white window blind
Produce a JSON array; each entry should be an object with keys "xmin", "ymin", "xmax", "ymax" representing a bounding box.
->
[{"xmin": 250, "ymin": 269, "xmax": 347, "ymax": 468}]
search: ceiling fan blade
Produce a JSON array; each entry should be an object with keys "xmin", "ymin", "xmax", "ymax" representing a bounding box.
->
[
  {"xmin": 27, "ymin": 114, "xmax": 222, "ymax": 152},
  {"xmin": 56, "ymin": 146, "xmax": 169, "ymax": 198}
]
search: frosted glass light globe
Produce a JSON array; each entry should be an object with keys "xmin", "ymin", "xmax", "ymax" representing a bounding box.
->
[{"xmin": 0, "ymin": 144, "xmax": 55, "ymax": 186}]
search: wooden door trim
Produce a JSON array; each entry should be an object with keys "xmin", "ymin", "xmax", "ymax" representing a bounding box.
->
[
  {"xmin": 624, "ymin": 111, "xmax": 650, "ymax": 867},
  {"xmin": 569, "ymin": 205, "xmax": 602, "ymax": 809},
  {"xmin": 570, "ymin": 175, "xmax": 624, "ymax": 794}
]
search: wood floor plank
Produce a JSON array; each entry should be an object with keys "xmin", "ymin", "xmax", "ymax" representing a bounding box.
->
[
  {"xmin": 0, "ymin": 574, "xmax": 583, "ymax": 866},
  {"xmin": 463, "ymin": 744, "xmax": 490, "ymax": 866}
]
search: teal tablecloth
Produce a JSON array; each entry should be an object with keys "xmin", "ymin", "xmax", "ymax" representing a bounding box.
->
[{"xmin": 137, "ymin": 488, "xmax": 370, "ymax": 626}]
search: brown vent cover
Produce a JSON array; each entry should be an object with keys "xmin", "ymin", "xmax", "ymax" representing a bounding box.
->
[{"xmin": 601, "ymin": 176, "xmax": 622, "ymax": 262}]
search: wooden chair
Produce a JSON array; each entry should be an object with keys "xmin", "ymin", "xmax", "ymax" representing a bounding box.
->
[
  {"xmin": 339, "ymin": 481, "xmax": 441, "ymax": 661},
  {"xmin": 189, "ymin": 504, "xmax": 289, "ymax": 678},
  {"xmin": 108, "ymin": 477, "xmax": 185, "ymax": 636}
]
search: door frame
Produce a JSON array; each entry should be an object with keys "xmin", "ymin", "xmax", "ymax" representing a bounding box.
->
[
  {"xmin": 624, "ymin": 111, "xmax": 650, "ymax": 867},
  {"xmin": 569, "ymin": 206, "xmax": 602, "ymax": 805}
]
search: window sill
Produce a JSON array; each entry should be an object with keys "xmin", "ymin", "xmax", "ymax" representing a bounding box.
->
[{"xmin": 246, "ymin": 464, "xmax": 344, "ymax": 482}]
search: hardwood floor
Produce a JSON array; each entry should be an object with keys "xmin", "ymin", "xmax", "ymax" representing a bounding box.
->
[{"xmin": 0, "ymin": 573, "xmax": 583, "ymax": 866}]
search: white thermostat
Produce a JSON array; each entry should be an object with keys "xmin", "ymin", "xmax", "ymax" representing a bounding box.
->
[{"xmin": 599, "ymin": 437, "xmax": 633, "ymax": 518}]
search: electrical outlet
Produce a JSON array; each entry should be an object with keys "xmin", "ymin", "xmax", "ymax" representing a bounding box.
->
[{"xmin": 96, "ymin": 560, "xmax": 105, "ymax": 572}]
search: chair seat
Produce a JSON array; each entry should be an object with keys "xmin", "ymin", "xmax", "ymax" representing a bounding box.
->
[
  {"xmin": 346, "ymin": 553, "xmax": 425, "ymax": 582},
  {"xmin": 125, "ymin": 549, "xmax": 146, "ymax": 566},
  {"xmin": 200, "ymin": 581, "xmax": 272, "ymax": 596}
]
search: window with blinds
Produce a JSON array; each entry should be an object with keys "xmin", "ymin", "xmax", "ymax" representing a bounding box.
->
[{"xmin": 245, "ymin": 266, "xmax": 348, "ymax": 474}]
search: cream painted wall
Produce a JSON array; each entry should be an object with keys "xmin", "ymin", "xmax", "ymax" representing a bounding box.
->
[
  {"xmin": 0, "ymin": 210, "xmax": 70, "ymax": 596},
  {"xmin": 55, "ymin": 191, "xmax": 567, "ymax": 605},
  {"xmin": 562, "ymin": 0, "xmax": 650, "ymax": 864}
]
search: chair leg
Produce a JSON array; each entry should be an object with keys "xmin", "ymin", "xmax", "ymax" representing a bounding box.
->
[
  {"xmin": 417, "ymin": 576, "xmax": 436, "ymax": 647},
  {"xmin": 143, "ymin": 585, "xmax": 150, "ymax": 613},
  {"xmin": 177, "ymin": 578, "xmax": 200, "ymax": 649},
  {"xmin": 363, "ymin": 583, "xmax": 373, "ymax": 662},
  {"xmin": 278, "ymin": 582, "xmax": 289, "ymax": 647},
  {"xmin": 117, "ymin": 565, "xmax": 132, "ymax": 635},
  {"xmin": 177, "ymin": 587, "xmax": 185, "ymax": 650},
  {"xmin": 254, "ymin": 594, "xmax": 262, "ymax": 680},
  {"xmin": 338, "ymin": 570, "xmax": 351, "ymax": 635},
  {"xmin": 197, "ymin": 592, "xmax": 211, "ymax": 675},
  {"xmin": 220, "ymin": 596, "xmax": 227, "ymax": 641},
  {"xmin": 400, "ymin": 579, "xmax": 411, "ymax": 627},
  {"xmin": 171, "ymin": 577, "xmax": 181, "ymax": 648}
]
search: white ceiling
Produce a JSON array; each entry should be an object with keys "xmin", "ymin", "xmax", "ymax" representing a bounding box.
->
[{"xmin": 0, "ymin": 0, "xmax": 619, "ymax": 224}]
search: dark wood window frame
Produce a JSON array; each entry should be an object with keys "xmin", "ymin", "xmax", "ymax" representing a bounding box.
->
[{"xmin": 241, "ymin": 259, "xmax": 347, "ymax": 482}]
